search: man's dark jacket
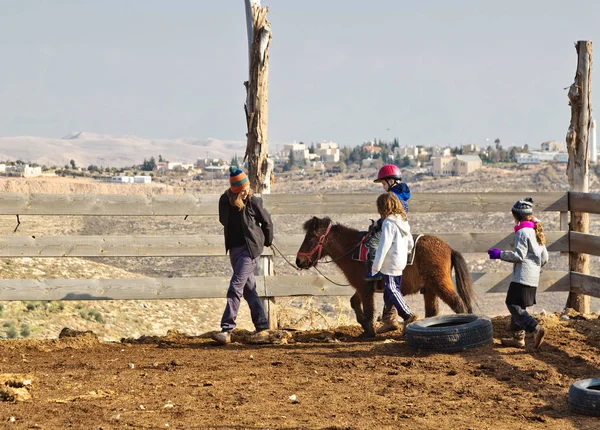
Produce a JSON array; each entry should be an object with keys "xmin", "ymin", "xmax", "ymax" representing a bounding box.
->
[{"xmin": 219, "ymin": 193, "xmax": 274, "ymax": 259}]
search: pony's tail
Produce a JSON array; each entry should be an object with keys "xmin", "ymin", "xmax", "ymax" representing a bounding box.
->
[{"xmin": 451, "ymin": 249, "xmax": 475, "ymax": 314}]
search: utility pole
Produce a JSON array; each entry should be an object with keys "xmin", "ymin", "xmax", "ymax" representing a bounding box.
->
[{"xmin": 566, "ymin": 41, "xmax": 592, "ymax": 314}]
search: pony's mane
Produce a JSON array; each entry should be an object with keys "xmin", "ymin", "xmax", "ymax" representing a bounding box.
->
[
  {"xmin": 302, "ymin": 216, "xmax": 332, "ymax": 232},
  {"xmin": 302, "ymin": 216, "xmax": 359, "ymax": 236}
]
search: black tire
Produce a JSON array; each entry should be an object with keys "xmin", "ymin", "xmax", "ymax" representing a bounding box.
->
[
  {"xmin": 568, "ymin": 378, "xmax": 600, "ymax": 416},
  {"xmin": 406, "ymin": 314, "xmax": 493, "ymax": 353}
]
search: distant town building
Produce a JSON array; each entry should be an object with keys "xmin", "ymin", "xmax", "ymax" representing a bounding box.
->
[
  {"xmin": 281, "ymin": 142, "xmax": 310, "ymax": 162},
  {"xmin": 315, "ymin": 141, "xmax": 340, "ymax": 163},
  {"xmin": 134, "ymin": 176, "xmax": 152, "ymax": 183},
  {"xmin": 430, "ymin": 147, "xmax": 453, "ymax": 157},
  {"xmin": 514, "ymin": 151, "xmax": 567, "ymax": 164},
  {"xmin": 540, "ymin": 141, "xmax": 565, "ymax": 152},
  {"xmin": 111, "ymin": 176, "xmax": 134, "ymax": 183},
  {"xmin": 461, "ymin": 144, "xmax": 480, "ymax": 154},
  {"xmin": 431, "ymin": 155, "xmax": 482, "ymax": 176},
  {"xmin": 157, "ymin": 162, "xmax": 195, "ymax": 173},
  {"xmin": 394, "ymin": 146, "xmax": 419, "ymax": 159},
  {"xmin": 4, "ymin": 164, "xmax": 42, "ymax": 177}
]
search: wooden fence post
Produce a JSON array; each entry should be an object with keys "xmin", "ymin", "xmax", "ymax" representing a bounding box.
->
[
  {"xmin": 244, "ymin": 0, "xmax": 277, "ymax": 329},
  {"xmin": 566, "ymin": 41, "xmax": 592, "ymax": 314},
  {"xmin": 243, "ymin": 0, "xmax": 273, "ymax": 194}
]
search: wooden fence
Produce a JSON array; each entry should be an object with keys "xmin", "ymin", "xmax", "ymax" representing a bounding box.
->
[{"xmin": 0, "ymin": 191, "xmax": 599, "ymax": 321}]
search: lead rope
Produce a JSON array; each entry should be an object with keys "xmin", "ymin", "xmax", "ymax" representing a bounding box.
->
[{"xmin": 269, "ymin": 242, "xmax": 351, "ymax": 287}]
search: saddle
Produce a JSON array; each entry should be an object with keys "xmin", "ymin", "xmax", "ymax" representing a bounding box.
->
[{"xmin": 352, "ymin": 232, "xmax": 423, "ymax": 266}]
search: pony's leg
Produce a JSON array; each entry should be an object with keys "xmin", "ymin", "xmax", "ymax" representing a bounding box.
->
[
  {"xmin": 359, "ymin": 283, "xmax": 376, "ymax": 338},
  {"xmin": 433, "ymin": 277, "xmax": 468, "ymax": 314},
  {"xmin": 423, "ymin": 288, "xmax": 440, "ymax": 317},
  {"xmin": 350, "ymin": 293, "xmax": 365, "ymax": 326}
]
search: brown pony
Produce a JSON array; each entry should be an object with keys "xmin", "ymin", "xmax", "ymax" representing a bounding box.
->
[{"xmin": 296, "ymin": 216, "xmax": 475, "ymax": 338}]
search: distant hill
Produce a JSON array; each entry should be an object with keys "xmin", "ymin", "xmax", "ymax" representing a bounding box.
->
[{"xmin": 0, "ymin": 132, "xmax": 247, "ymax": 167}]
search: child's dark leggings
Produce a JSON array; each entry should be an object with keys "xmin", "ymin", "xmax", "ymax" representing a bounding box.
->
[
  {"xmin": 383, "ymin": 274, "xmax": 412, "ymax": 320},
  {"xmin": 506, "ymin": 304, "xmax": 538, "ymax": 332}
]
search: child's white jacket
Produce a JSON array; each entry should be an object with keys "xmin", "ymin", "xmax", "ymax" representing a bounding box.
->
[{"xmin": 372, "ymin": 214, "xmax": 414, "ymax": 276}]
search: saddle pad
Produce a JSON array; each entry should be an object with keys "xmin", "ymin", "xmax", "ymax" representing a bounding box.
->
[{"xmin": 352, "ymin": 232, "xmax": 369, "ymax": 262}]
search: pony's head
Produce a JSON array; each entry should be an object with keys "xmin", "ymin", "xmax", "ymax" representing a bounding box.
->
[{"xmin": 296, "ymin": 216, "xmax": 333, "ymax": 269}]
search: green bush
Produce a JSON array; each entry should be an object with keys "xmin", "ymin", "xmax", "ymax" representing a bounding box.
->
[
  {"xmin": 6, "ymin": 326, "xmax": 18, "ymax": 339},
  {"xmin": 88, "ymin": 309, "xmax": 105, "ymax": 324},
  {"xmin": 78, "ymin": 308, "xmax": 104, "ymax": 324},
  {"xmin": 20, "ymin": 324, "xmax": 31, "ymax": 338}
]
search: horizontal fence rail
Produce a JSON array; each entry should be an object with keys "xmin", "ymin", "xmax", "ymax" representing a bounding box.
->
[
  {"xmin": 0, "ymin": 192, "xmax": 568, "ymax": 216},
  {"xmin": 569, "ymin": 192, "xmax": 600, "ymax": 214},
  {"xmin": 0, "ymin": 271, "xmax": 571, "ymax": 301},
  {"xmin": 0, "ymin": 231, "xmax": 570, "ymax": 257}
]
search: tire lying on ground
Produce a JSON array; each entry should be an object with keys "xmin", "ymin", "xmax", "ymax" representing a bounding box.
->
[
  {"xmin": 405, "ymin": 314, "xmax": 493, "ymax": 353},
  {"xmin": 568, "ymin": 378, "xmax": 600, "ymax": 416}
]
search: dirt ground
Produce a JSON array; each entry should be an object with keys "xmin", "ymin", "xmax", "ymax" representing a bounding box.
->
[{"xmin": 0, "ymin": 314, "xmax": 598, "ymax": 430}]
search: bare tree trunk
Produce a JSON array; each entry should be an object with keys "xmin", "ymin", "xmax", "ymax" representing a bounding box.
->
[
  {"xmin": 244, "ymin": 0, "xmax": 273, "ymax": 194},
  {"xmin": 566, "ymin": 41, "xmax": 592, "ymax": 314},
  {"xmin": 244, "ymin": 1, "xmax": 276, "ymax": 329}
]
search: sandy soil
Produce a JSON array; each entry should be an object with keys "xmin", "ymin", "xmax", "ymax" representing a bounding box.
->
[{"xmin": 0, "ymin": 314, "xmax": 598, "ymax": 429}]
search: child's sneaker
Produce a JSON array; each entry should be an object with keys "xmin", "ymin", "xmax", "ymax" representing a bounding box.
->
[
  {"xmin": 212, "ymin": 331, "xmax": 231, "ymax": 345},
  {"xmin": 500, "ymin": 330, "xmax": 525, "ymax": 348},
  {"xmin": 376, "ymin": 320, "xmax": 400, "ymax": 334},
  {"xmin": 403, "ymin": 313, "xmax": 419, "ymax": 329},
  {"xmin": 532, "ymin": 325, "xmax": 545, "ymax": 349}
]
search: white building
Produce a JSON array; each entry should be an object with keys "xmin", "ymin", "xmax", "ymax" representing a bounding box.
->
[
  {"xmin": 554, "ymin": 153, "xmax": 569, "ymax": 163},
  {"xmin": 5, "ymin": 164, "xmax": 42, "ymax": 177},
  {"xmin": 281, "ymin": 143, "xmax": 310, "ymax": 162},
  {"xmin": 461, "ymin": 144, "xmax": 480, "ymax": 154},
  {"xmin": 134, "ymin": 176, "xmax": 152, "ymax": 183},
  {"xmin": 514, "ymin": 151, "xmax": 566, "ymax": 164},
  {"xmin": 394, "ymin": 146, "xmax": 419, "ymax": 159},
  {"xmin": 514, "ymin": 153, "xmax": 540, "ymax": 164},
  {"xmin": 541, "ymin": 141, "xmax": 565, "ymax": 152},
  {"xmin": 431, "ymin": 147, "xmax": 453, "ymax": 157},
  {"xmin": 315, "ymin": 141, "xmax": 340, "ymax": 163},
  {"xmin": 111, "ymin": 176, "xmax": 134, "ymax": 183}
]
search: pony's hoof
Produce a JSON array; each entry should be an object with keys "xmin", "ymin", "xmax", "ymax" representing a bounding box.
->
[{"xmin": 359, "ymin": 331, "xmax": 376, "ymax": 340}]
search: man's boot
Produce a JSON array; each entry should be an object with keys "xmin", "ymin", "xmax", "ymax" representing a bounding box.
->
[
  {"xmin": 500, "ymin": 330, "xmax": 525, "ymax": 348},
  {"xmin": 376, "ymin": 304, "xmax": 400, "ymax": 334}
]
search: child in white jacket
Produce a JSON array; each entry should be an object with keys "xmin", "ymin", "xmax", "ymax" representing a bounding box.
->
[{"xmin": 370, "ymin": 192, "xmax": 418, "ymax": 329}]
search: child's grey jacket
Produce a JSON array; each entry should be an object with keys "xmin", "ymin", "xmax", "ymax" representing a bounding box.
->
[{"xmin": 500, "ymin": 228, "xmax": 549, "ymax": 287}]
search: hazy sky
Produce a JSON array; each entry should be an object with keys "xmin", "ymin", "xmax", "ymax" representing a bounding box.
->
[{"xmin": 1, "ymin": 1, "xmax": 600, "ymax": 149}]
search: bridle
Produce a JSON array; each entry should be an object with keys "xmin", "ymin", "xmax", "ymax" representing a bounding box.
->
[{"xmin": 296, "ymin": 222, "xmax": 332, "ymax": 267}]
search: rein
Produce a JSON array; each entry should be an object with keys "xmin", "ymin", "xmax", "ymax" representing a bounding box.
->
[{"xmin": 270, "ymin": 242, "xmax": 351, "ymax": 287}]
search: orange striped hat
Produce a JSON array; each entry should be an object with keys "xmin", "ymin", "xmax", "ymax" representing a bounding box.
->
[{"xmin": 229, "ymin": 166, "xmax": 250, "ymax": 193}]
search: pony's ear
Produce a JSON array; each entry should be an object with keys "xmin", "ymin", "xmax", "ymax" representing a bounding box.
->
[{"xmin": 303, "ymin": 216, "xmax": 320, "ymax": 232}]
